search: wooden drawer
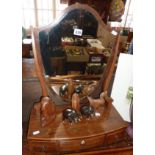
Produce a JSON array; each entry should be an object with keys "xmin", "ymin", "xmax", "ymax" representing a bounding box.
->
[
  {"xmin": 28, "ymin": 129, "xmax": 126, "ymax": 153},
  {"xmin": 28, "ymin": 141, "xmax": 58, "ymax": 153},
  {"xmin": 59, "ymin": 134, "xmax": 105, "ymax": 152},
  {"xmin": 105, "ymin": 129, "xmax": 126, "ymax": 145}
]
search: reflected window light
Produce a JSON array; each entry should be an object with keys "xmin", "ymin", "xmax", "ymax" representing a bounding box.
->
[
  {"xmin": 22, "ymin": 0, "xmax": 68, "ymax": 28},
  {"xmin": 22, "ymin": 38, "xmax": 32, "ymax": 44},
  {"xmin": 111, "ymin": 30, "xmax": 118, "ymax": 36}
]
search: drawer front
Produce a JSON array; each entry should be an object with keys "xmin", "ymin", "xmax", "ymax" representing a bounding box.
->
[
  {"xmin": 28, "ymin": 141, "xmax": 58, "ymax": 153},
  {"xmin": 28, "ymin": 129, "xmax": 126, "ymax": 153},
  {"xmin": 105, "ymin": 129, "xmax": 126, "ymax": 145},
  {"xmin": 59, "ymin": 135, "xmax": 105, "ymax": 152}
]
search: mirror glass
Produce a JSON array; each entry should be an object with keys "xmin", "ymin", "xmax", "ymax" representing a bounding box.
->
[{"xmin": 39, "ymin": 8, "xmax": 113, "ymax": 76}]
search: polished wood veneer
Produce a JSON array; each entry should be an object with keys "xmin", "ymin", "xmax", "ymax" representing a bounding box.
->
[{"xmin": 28, "ymin": 101, "xmax": 128, "ymax": 154}]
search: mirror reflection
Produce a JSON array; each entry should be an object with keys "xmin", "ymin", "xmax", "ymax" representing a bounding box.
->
[{"xmin": 38, "ymin": 8, "xmax": 114, "ymax": 77}]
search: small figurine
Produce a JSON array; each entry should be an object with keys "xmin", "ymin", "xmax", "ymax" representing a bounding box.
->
[
  {"xmin": 40, "ymin": 96, "xmax": 56, "ymax": 127},
  {"xmin": 59, "ymin": 80, "xmax": 84, "ymax": 100},
  {"xmin": 59, "ymin": 83, "xmax": 68, "ymax": 97},
  {"xmin": 80, "ymin": 105, "xmax": 95, "ymax": 118},
  {"xmin": 87, "ymin": 91, "xmax": 107, "ymax": 109},
  {"xmin": 63, "ymin": 108, "xmax": 81, "ymax": 123},
  {"xmin": 74, "ymin": 84, "xmax": 84, "ymax": 94}
]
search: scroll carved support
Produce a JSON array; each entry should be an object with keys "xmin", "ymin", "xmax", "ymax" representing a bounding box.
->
[
  {"xmin": 31, "ymin": 27, "xmax": 56, "ymax": 127},
  {"xmin": 40, "ymin": 97, "xmax": 56, "ymax": 127}
]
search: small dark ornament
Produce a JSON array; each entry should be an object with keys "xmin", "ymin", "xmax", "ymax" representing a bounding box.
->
[
  {"xmin": 59, "ymin": 83, "xmax": 68, "ymax": 96},
  {"xmin": 80, "ymin": 105, "xmax": 95, "ymax": 118},
  {"xmin": 63, "ymin": 108, "xmax": 81, "ymax": 123},
  {"xmin": 74, "ymin": 84, "xmax": 84, "ymax": 94}
]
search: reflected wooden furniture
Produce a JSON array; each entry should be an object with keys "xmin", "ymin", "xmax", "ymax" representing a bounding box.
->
[
  {"xmin": 22, "ymin": 58, "xmax": 37, "ymax": 78},
  {"xmin": 22, "ymin": 40, "xmax": 32, "ymax": 58},
  {"xmin": 27, "ymin": 3, "xmax": 132, "ymax": 155}
]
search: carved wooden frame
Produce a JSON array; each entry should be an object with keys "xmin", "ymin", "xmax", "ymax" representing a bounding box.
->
[{"xmin": 31, "ymin": 3, "xmax": 120, "ymax": 120}]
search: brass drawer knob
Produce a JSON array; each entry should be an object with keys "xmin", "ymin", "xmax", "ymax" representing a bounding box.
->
[{"xmin": 81, "ymin": 140, "xmax": 86, "ymax": 145}]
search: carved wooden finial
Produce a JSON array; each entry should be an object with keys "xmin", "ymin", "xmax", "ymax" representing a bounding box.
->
[
  {"xmin": 71, "ymin": 93, "xmax": 80, "ymax": 111},
  {"xmin": 40, "ymin": 96, "xmax": 56, "ymax": 127},
  {"xmin": 68, "ymin": 79, "xmax": 74, "ymax": 100}
]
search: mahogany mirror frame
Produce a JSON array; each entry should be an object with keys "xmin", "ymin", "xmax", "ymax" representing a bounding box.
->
[{"xmin": 31, "ymin": 3, "xmax": 121, "ymax": 106}]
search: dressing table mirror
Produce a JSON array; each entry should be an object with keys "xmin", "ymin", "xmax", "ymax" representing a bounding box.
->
[{"xmin": 27, "ymin": 3, "xmax": 132, "ymax": 155}]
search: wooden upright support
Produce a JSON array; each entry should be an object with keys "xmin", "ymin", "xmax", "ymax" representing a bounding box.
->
[{"xmin": 31, "ymin": 27, "xmax": 56, "ymax": 127}]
